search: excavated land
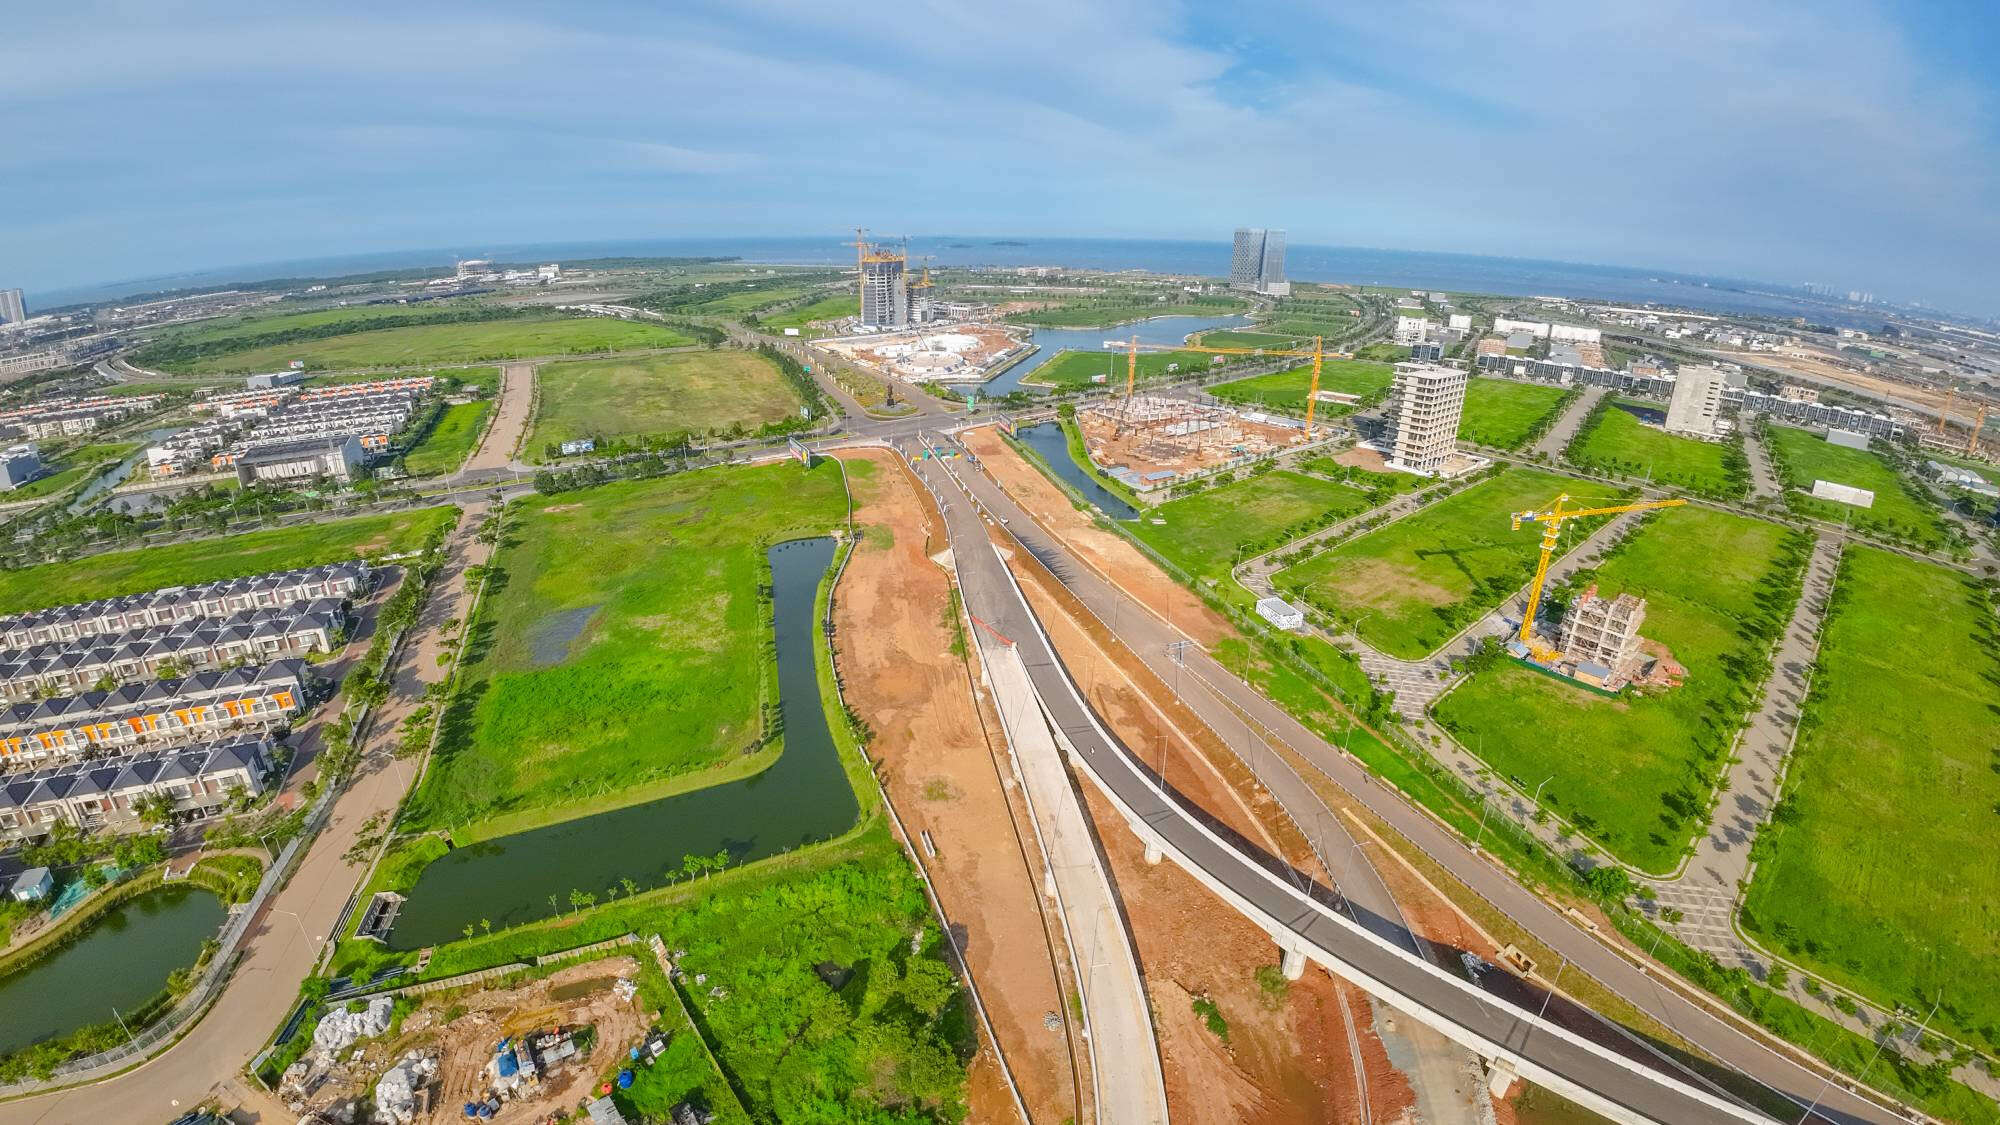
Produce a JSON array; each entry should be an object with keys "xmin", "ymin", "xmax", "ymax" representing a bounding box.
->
[
  {"xmin": 960, "ymin": 425, "xmax": 1229, "ymax": 646},
  {"xmin": 830, "ymin": 448, "xmax": 1084, "ymax": 1124},
  {"xmin": 287, "ymin": 958, "xmax": 648, "ymax": 1125},
  {"xmin": 1002, "ymin": 535, "xmax": 1416, "ymax": 1125},
  {"xmin": 1077, "ymin": 397, "xmax": 1309, "ymax": 480}
]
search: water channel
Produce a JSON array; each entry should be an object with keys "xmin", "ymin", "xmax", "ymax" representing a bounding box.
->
[
  {"xmin": 0, "ymin": 884, "xmax": 225, "ymax": 1055},
  {"xmin": 68, "ymin": 427, "xmax": 182, "ymax": 514},
  {"xmin": 387, "ymin": 536, "xmax": 857, "ymax": 949},
  {"xmin": 984, "ymin": 313, "xmax": 1252, "ymax": 395},
  {"xmin": 1013, "ymin": 422, "xmax": 1141, "ymax": 521}
]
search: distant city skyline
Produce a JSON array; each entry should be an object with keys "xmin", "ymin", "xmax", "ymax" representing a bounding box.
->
[{"xmin": 5, "ymin": 2, "xmax": 1996, "ymax": 313}]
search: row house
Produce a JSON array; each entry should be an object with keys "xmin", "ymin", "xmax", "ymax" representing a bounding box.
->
[
  {"xmin": 0, "ymin": 601, "xmax": 346, "ymax": 703},
  {"xmin": 0, "ymin": 660, "xmax": 310, "ymax": 767},
  {"xmin": 0, "ymin": 737, "xmax": 275, "ymax": 842},
  {"xmin": 0, "ymin": 561, "xmax": 369, "ymax": 649},
  {"xmin": 297, "ymin": 376, "xmax": 434, "ymax": 401}
]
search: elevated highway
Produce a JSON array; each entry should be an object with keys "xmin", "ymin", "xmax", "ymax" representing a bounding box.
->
[{"xmin": 910, "ymin": 429, "xmax": 1911, "ymax": 1125}]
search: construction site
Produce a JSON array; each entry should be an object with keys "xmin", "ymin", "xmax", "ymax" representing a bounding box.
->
[
  {"xmin": 1508, "ymin": 494, "xmax": 1690, "ymax": 692},
  {"xmin": 819, "ymin": 322, "xmax": 1028, "ymax": 383},
  {"xmin": 1073, "ymin": 393, "xmax": 1311, "ymax": 490},
  {"xmin": 274, "ymin": 956, "xmax": 694, "ymax": 1125}
]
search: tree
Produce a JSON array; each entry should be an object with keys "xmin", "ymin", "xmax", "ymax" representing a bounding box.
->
[
  {"xmin": 1581, "ymin": 864, "xmax": 1634, "ymax": 904},
  {"xmin": 134, "ymin": 791, "xmax": 176, "ymax": 828}
]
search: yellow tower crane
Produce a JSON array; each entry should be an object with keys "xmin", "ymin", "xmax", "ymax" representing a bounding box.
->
[
  {"xmin": 1510, "ymin": 493, "xmax": 1686, "ymax": 662},
  {"xmin": 1119, "ymin": 335, "xmax": 1348, "ymax": 439}
]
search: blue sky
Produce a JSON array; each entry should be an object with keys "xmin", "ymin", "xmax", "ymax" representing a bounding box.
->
[{"xmin": 4, "ymin": 0, "xmax": 1997, "ymax": 313}]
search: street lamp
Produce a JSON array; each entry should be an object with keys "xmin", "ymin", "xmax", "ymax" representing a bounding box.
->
[{"xmin": 1531, "ymin": 774, "xmax": 1554, "ymax": 809}]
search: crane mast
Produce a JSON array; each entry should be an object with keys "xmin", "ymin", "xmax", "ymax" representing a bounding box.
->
[{"xmin": 1510, "ymin": 494, "xmax": 1686, "ymax": 661}]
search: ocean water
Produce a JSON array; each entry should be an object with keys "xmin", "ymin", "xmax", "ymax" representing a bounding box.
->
[{"xmin": 38, "ymin": 236, "xmax": 1877, "ymax": 326}]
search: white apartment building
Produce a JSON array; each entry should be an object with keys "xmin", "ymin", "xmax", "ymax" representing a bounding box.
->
[
  {"xmin": 1384, "ymin": 362, "xmax": 1469, "ymax": 476},
  {"xmin": 1665, "ymin": 364, "xmax": 1726, "ymax": 438},
  {"xmin": 1392, "ymin": 316, "xmax": 1432, "ymax": 345}
]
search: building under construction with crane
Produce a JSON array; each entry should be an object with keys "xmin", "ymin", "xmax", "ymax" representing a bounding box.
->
[
  {"xmin": 1509, "ymin": 493, "xmax": 1688, "ymax": 691},
  {"xmin": 852, "ymin": 229, "xmax": 945, "ymax": 330}
]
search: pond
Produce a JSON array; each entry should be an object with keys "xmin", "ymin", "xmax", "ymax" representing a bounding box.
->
[
  {"xmin": 69, "ymin": 427, "xmax": 182, "ymax": 514},
  {"xmin": 0, "ymin": 883, "xmax": 225, "ymax": 1055},
  {"xmin": 985, "ymin": 313, "xmax": 1252, "ymax": 395},
  {"xmin": 386, "ymin": 536, "xmax": 858, "ymax": 949},
  {"xmin": 1013, "ymin": 422, "xmax": 1140, "ymax": 521}
]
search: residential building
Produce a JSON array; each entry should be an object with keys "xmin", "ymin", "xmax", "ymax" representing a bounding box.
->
[
  {"xmin": 10, "ymin": 867, "xmax": 52, "ymax": 902},
  {"xmin": 0, "ymin": 561, "xmax": 369, "ymax": 650},
  {"xmin": 1384, "ymin": 362, "xmax": 1469, "ymax": 475},
  {"xmin": 1558, "ymin": 585, "xmax": 1646, "ymax": 669},
  {"xmin": 233, "ymin": 434, "xmax": 366, "ymax": 486},
  {"xmin": 0, "ymin": 660, "xmax": 309, "ymax": 766},
  {"xmin": 0, "ymin": 601, "xmax": 347, "ymax": 702},
  {"xmin": 1392, "ymin": 316, "xmax": 1431, "ymax": 345},
  {"xmin": 0, "ymin": 444, "xmax": 41, "ymax": 490},
  {"xmin": 1229, "ymin": 228, "xmax": 1290, "ymax": 296},
  {"xmin": 1724, "ymin": 388, "xmax": 1903, "ymax": 437},
  {"xmin": 1409, "ymin": 341, "xmax": 1444, "ymax": 362},
  {"xmin": 1665, "ymin": 364, "xmax": 1726, "ymax": 438},
  {"xmin": 0, "ymin": 290, "xmax": 24, "ymax": 326},
  {"xmin": 1448, "ymin": 313, "xmax": 1473, "ymax": 331},
  {"xmin": 0, "ymin": 737, "xmax": 277, "ymax": 842}
]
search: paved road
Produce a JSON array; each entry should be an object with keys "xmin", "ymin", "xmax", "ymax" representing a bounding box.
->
[
  {"xmin": 460, "ymin": 361, "xmax": 536, "ymax": 472},
  {"xmin": 0, "ymin": 507, "xmax": 493, "ymax": 1124},
  {"xmin": 1742, "ymin": 427, "xmax": 1783, "ymax": 501},
  {"xmin": 918, "ymin": 445, "xmax": 1810, "ymax": 1125},
  {"xmin": 927, "ymin": 429, "xmax": 1907, "ymax": 1125},
  {"xmin": 1535, "ymin": 388, "xmax": 1607, "ymax": 460}
]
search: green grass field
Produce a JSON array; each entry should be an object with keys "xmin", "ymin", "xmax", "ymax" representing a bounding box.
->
[
  {"xmin": 527, "ymin": 351, "xmax": 805, "ymax": 457},
  {"xmin": 688, "ymin": 285, "xmax": 816, "ymax": 316},
  {"xmin": 1743, "ymin": 548, "xmax": 2000, "ymax": 1050},
  {"xmin": 1765, "ymin": 425, "xmax": 1946, "ymax": 547},
  {"xmin": 1275, "ymin": 468, "xmax": 1621, "ymax": 659},
  {"xmin": 1004, "ymin": 294, "xmax": 1246, "ymax": 328},
  {"xmin": 166, "ymin": 316, "xmax": 693, "ymax": 374},
  {"xmin": 0, "ymin": 507, "xmax": 456, "ymax": 613},
  {"xmin": 762, "ymin": 294, "xmax": 858, "ymax": 331},
  {"xmin": 1025, "ymin": 348, "xmax": 1225, "ymax": 390},
  {"xmin": 399, "ymin": 462, "xmax": 849, "ymax": 834},
  {"xmin": 2, "ymin": 443, "xmax": 138, "ymax": 501},
  {"xmin": 401, "ymin": 401, "xmax": 490, "ymax": 476},
  {"xmin": 1193, "ymin": 330, "xmax": 1312, "ymax": 350},
  {"xmin": 1566, "ymin": 399, "xmax": 1746, "ymax": 497},
  {"xmin": 1435, "ymin": 508, "xmax": 1800, "ymax": 872},
  {"xmin": 1207, "ymin": 359, "xmax": 1395, "ymax": 414},
  {"xmin": 1457, "ymin": 378, "xmax": 1571, "ymax": 450},
  {"xmin": 154, "ymin": 302, "xmax": 487, "ymax": 349},
  {"xmin": 1131, "ymin": 470, "xmax": 1375, "ymax": 585}
]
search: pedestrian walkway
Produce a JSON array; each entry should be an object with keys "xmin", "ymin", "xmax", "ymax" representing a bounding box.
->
[{"xmin": 1533, "ymin": 387, "xmax": 1606, "ymax": 460}]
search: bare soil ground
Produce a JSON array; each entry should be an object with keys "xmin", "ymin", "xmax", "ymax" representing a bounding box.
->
[
  {"xmin": 462, "ymin": 361, "xmax": 535, "ymax": 471},
  {"xmin": 831, "ymin": 449, "xmax": 1082, "ymax": 1124},
  {"xmin": 1003, "ymin": 540, "xmax": 1412, "ymax": 1125},
  {"xmin": 960, "ymin": 425, "xmax": 1229, "ymax": 646}
]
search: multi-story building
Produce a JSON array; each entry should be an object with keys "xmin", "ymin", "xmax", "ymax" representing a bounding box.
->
[
  {"xmin": 1229, "ymin": 228, "xmax": 1290, "ymax": 296},
  {"xmin": 0, "ymin": 660, "xmax": 310, "ymax": 767},
  {"xmin": 0, "ymin": 445, "xmax": 42, "ymax": 491},
  {"xmin": 0, "ymin": 736, "xmax": 277, "ymax": 841},
  {"xmin": 1383, "ymin": 362, "xmax": 1469, "ymax": 475},
  {"xmin": 0, "ymin": 290, "xmax": 24, "ymax": 326},
  {"xmin": 1558, "ymin": 585, "xmax": 1647, "ymax": 670},
  {"xmin": 1392, "ymin": 316, "xmax": 1431, "ymax": 345},
  {"xmin": 859, "ymin": 252, "xmax": 909, "ymax": 330},
  {"xmin": 1665, "ymin": 365, "xmax": 1726, "ymax": 438},
  {"xmin": 0, "ymin": 562, "xmax": 369, "ymax": 650},
  {"xmin": 0, "ymin": 601, "xmax": 348, "ymax": 702}
]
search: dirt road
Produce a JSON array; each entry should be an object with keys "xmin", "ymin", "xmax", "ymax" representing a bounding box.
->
[
  {"xmin": 462, "ymin": 362, "xmax": 535, "ymax": 472},
  {"xmin": 831, "ymin": 449, "xmax": 1082, "ymax": 1123}
]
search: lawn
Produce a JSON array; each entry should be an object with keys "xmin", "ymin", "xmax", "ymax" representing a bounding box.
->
[
  {"xmin": 688, "ymin": 285, "xmax": 815, "ymax": 316},
  {"xmin": 1566, "ymin": 399, "xmax": 1747, "ymax": 498},
  {"xmin": 1743, "ymin": 548, "xmax": 2000, "ymax": 1052},
  {"xmin": 1457, "ymin": 378, "xmax": 1571, "ymax": 450},
  {"xmin": 2, "ymin": 442, "xmax": 138, "ymax": 501},
  {"xmin": 0, "ymin": 507, "xmax": 457, "ymax": 613},
  {"xmin": 401, "ymin": 401, "xmax": 490, "ymax": 476},
  {"xmin": 1004, "ymin": 294, "xmax": 1245, "ymax": 328},
  {"xmin": 1275, "ymin": 467, "xmax": 1622, "ymax": 659},
  {"xmin": 1193, "ymin": 330, "xmax": 1314, "ymax": 350},
  {"xmin": 150, "ymin": 301, "xmax": 488, "ymax": 349},
  {"xmin": 1132, "ymin": 470, "xmax": 1375, "ymax": 584},
  {"xmin": 398, "ymin": 461, "xmax": 849, "ymax": 834},
  {"xmin": 527, "ymin": 351, "xmax": 806, "ymax": 457},
  {"xmin": 761, "ymin": 294, "xmax": 858, "ymax": 332},
  {"xmin": 1434, "ymin": 508, "xmax": 1804, "ymax": 872},
  {"xmin": 1025, "ymin": 348, "xmax": 1225, "ymax": 390},
  {"xmin": 1764, "ymin": 424, "xmax": 1946, "ymax": 548},
  {"xmin": 164, "ymin": 316, "xmax": 693, "ymax": 374},
  {"xmin": 1208, "ymin": 359, "xmax": 1395, "ymax": 414}
]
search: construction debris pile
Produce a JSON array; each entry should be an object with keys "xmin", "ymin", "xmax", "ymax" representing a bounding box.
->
[
  {"xmin": 1076, "ymin": 395, "xmax": 1308, "ymax": 488},
  {"xmin": 375, "ymin": 1051, "xmax": 439, "ymax": 1125},
  {"xmin": 312, "ymin": 996, "xmax": 396, "ymax": 1053}
]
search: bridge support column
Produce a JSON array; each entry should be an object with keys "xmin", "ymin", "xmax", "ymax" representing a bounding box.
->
[
  {"xmin": 1280, "ymin": 944, "xmax": 1306, "ymax": 981},
  {"xmin": 1485, "ymin": 1058, "xmax": 1520, "ymax": 1098},
  {"xmin": 1143, "ymin": 841, "xmax": 1162, "ymax": 865}
]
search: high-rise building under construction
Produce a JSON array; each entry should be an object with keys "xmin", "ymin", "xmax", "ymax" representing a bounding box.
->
[
  {"xmin": 1230, "ymin": 228, "xmax": 1290, "ymax": 296},
  {"xmin": 0, "ymin": 289, "xmax": 24, "ymax": 326},
  {"xmin": 855, "ymin": 235, "xmax": 909, "ymax": 329}
]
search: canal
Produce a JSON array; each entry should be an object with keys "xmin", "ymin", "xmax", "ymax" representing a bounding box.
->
[
  {"xmin": 1014, "ymin": 422, "xmax": 1140, "ymax": 521},
  {"xmin": 985, "ymin": 313, "xmax": 1252, "ymax": 395},
  {"xmin": 69, "ymin": 427, "xmax": 181, "ymax": 514},
  {"xmin": 0, "ymin": 884, "xmax": 225, "ymax": 1056},
  {"xmin": 386, "ymin": 536, "xmax": 857, "ymax": 949}
]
